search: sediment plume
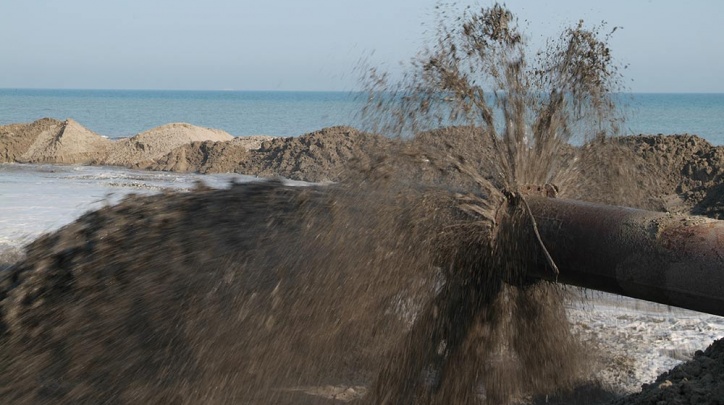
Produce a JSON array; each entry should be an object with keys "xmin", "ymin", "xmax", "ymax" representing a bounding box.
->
[{"xmin": 0, "ymin": 178, "xmax": 486, "ymax": 403}]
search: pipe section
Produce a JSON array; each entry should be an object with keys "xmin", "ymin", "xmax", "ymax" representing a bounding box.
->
[{"xmin": 521, "ymin": 197, "xmax": 724, "ymax": 316}]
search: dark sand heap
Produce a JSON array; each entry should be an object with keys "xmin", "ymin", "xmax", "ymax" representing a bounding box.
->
[
  {"xmin": 613, "ymin": 339, "xmax": 724, "ymax": 405},
  {"xmin": 149, "ymin": 126, "xmax": 392, "ymax": 182}
]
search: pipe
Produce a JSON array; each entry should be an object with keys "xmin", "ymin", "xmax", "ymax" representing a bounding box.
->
[{"xmin": 519, "ymin": 196, "xmax": 724, "ymax": 317}]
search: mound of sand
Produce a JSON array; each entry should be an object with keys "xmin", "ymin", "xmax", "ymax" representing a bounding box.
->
[
  {"xmin": 236, "ymin": 126, "xmax": 392, "ymax": 182},
  {"xmin": 618, "ymin": 134, "xmax": 724, "ymax": 218},
  {"xmin": 22, "ymin": 118, "xmax": 112, "ymax": 164},
  {"xmin": 149, "ymin": 126, "xmax": 393, "ymax": 182},
  {"xmin": 0, "ymin": 119, "xmax": 239, "ymax": 168},
  {"xmin": 0, "ymin": 118, "xmax": 60, "ymax": 163},
  {"xmin": 149, "ymin": 135, "xmax": 275, "ymax": 173},
  {"xmin": 6, "ymin": 119, "xmax": 721, "ymax": 209},
  {"xmin": 104, "ymin": 122, "xmax": 234, "ymax": 167},
  {"xmin": 0, "ymin": 118, "xmax": 111, "ymax": 164}
]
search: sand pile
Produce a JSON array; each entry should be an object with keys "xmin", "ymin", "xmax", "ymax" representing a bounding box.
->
[
  {"xmin": 618, "ymin": 134, "xmax": 724, "ymax": 218},
  {"xmin": 150, "ymin": 126, "xmax": 393, "ymax": 182},
  {"xmin": 235, "ymin": 126, "xmax": 393, "ymax": 182},
  {"xmin": 0, "ymin": 119, "xmax": 239, "ymax": 168},
  {"xmin": 0, "ymin": 118, "xmax": 111, "ymax": 164},
  {"xmin": 149, "ymin": 137, "xmax": 254, "ymax": 173},
  {"xmin": 0, "ymin": 118, "xmax": 60, "ymax": 162},
  {"xmin": 150, "ymin": 127, "xmax": 724, "ymax": 214},
  {"xmin": 4, "ymin": 119, "xmax": 722, "ymax": 207},
  {"xmin": 103, "ymin": 122, "xmax": 234, "ymax": 167},
  {"xmin": 0, "ymin": 120, "xmax": 393, "ymax": 183}
]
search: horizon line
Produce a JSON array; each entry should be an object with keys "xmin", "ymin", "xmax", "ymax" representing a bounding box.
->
[{"xmin": 2, "ymin": 87, "xmax": 724, "ymax": 95}]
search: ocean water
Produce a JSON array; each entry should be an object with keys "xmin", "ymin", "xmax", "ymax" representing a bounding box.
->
[
  {"xmin": 1, "ymin": 89, "xmax": 723, "ymax": 144},
  {"xmin": 620, "ymin": 93, "xmax": 724, "ymax": 144},
  {"xmin": 0, "ymin": 89, "xmax": 363, "ymax": 138}
]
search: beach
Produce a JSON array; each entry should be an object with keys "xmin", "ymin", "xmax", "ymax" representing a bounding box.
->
[{"xmin": 1, "ymin": 115, "xmax": 724, "ymax": 403}]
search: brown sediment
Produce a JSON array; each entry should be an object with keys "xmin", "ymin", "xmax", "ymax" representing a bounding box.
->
[{"xmin": 0, "ymin": 178, "xmax": 480, "ymax": 403}]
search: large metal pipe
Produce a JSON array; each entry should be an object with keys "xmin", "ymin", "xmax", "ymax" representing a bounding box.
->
[{"xmin": 519, "ymin": 196, "xmax": 724, "ymax": 317}]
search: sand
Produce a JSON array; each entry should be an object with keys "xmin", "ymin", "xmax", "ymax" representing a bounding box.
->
[
  {"xmin": 103, "ymin": 122, "xmax": 234, "ymax": 167},
  {"xmin": 149, "ymin": 126, "xmax": 390, "ymax": 181},
  {"xmin": 0, "ymin": 118, "xmax": 111, "ymax": 164},
  {"xmin": 0, "ymin": 119, "xmax": 393, "ymax": 183}
]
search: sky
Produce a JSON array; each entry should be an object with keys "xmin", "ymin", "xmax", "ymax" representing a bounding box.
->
[{"xmin": 0, "ymin": 0, "xmax": 722, "ymax": 92}]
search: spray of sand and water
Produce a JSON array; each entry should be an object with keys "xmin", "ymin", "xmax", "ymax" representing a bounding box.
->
[{"xmin": 0, "ymin": 4, "xmax": 661, "ymax": 404}]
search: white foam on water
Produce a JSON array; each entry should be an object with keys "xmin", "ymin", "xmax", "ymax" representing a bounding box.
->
[
  {"xmin": 567, "ymin": 290, "xmax": 724, "ymax": 393},
  {"xmin": 0, "ymin": 163, "xmax": 260, "ymax": 251}
]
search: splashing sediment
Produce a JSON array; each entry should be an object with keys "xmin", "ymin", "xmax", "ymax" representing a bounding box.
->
[
  {"xmin": 361, "ymin": 3, "xmax": 632, "ymax": 403},
  {"xmin": 0, "ymin": 3, "xmax": 646, "ymax": 404}
]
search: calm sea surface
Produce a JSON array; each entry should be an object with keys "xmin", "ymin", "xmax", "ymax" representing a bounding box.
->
[
  {"xmin": 0, "ymin": 89, "xmax": 362, "ymax": 139},
  {"xmin": 0, "ymin": 89, "xmax": 723, "ymax": 144}
]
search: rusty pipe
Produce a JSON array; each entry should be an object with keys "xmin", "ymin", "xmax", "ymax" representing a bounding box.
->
[{"xmin": 518, "ymin": 196, "xmax": 724, "ymax": 317}]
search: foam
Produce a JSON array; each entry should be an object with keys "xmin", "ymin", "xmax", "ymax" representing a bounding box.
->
[{"xmin": 0, "ymin": 164, "xmax": 256, "ymax": 253}]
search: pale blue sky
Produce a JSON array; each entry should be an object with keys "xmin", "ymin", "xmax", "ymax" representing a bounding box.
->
[{"xmin": 1, "ymin": 0, "xmax": 722, "ymax": 92}]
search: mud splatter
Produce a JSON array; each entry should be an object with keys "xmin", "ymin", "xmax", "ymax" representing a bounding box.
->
[{"xmin": 0, "ymin": 4, "xmax": 661, "ymax": 405}]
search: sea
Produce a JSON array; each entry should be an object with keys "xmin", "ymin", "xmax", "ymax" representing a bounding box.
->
[
  {"xmin": 1, "ymin": 89, "xmax": 724, "ymax": 391},
  {"xmin": 1, "ymin": 89, "xmax": 723, "ymax": 143}
]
